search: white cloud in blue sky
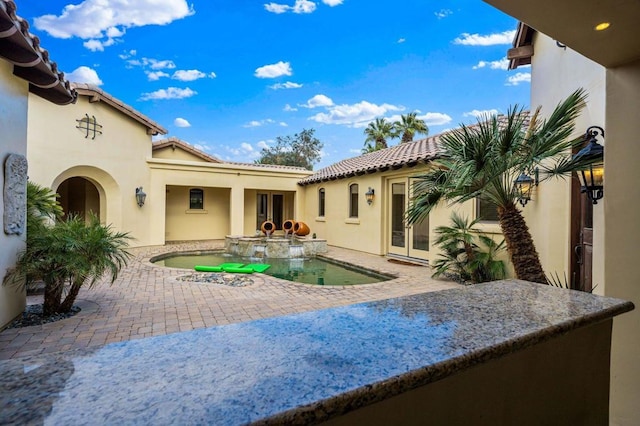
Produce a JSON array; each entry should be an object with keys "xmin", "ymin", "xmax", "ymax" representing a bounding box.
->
[
  {"xmin": 172, "ymin": 70, "xmax": 217, "ymax": 81},
  {"xmin": 506, "ymin": 72, "xmax": 531, "ymax": 86},
  {"xmin": 473, "ymin": 58, "xmax": 509, "ymax": 70},
  {"xmin": 34, "ymin": 0, "xmax": 193, "ymax": 50},
  {"xmin": 454, "ymin": 30, "xmax": 516, "ymax": 46},
  {"xmin": 174, "ymin": 118, "xmax": 191, "ymax": 127},
  {"xmin": 435, "ymin": 9, "xmax": 453, "ymax": 19},
  {"xmin": 270, "ymin": 82, "xmax": 303, "ymax": 90},
  {"xmin": 310, "ymin": 101, "xmax": 405, "ymax": 128},
  {"xmin": 264, "ymin": 0, "xmax": 316, "ymax": 14},
  {"xmin": 255, "ymin": 61, "xmax": 293, "ymax": 78},
  {"xmin": 301, "ymin": 94, "xmax": 334, "ymax": 108},
  {"xmin": 140, "ymin": 87, "xmax": 197, "ymax": 101},
  {"xmin": 66, "ymin": 66, "xmax": 103, "ymax": 85}
]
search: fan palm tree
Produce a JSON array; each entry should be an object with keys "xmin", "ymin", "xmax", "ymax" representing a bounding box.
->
[
  {"xmin": 363, "ymin": 118, "xmax": 394, "ymax": 153},
  {"xmin": 407, "ymin": 89, "xmax": 594, "ymax": 284},
  {"xmin": 394, "ymin": 112, "xmax": 429, "ymax": 143}
]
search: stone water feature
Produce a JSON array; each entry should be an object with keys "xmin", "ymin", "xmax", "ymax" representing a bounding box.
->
[{"xmin": 225, "ymin": 235, "xmax": 327, "ymax": 259}]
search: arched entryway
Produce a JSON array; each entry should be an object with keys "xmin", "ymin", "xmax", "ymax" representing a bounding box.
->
[{"xmin": 57, "ymin": 177, "xmax": 101, "ymax": 221}]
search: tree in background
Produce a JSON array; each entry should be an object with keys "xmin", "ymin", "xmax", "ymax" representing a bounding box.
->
[
  {"xmin": 394, "ymin": 112, "xmax": 429, "ymax": 143},
  {"xmin": 407, "ymin": 89, "xmax": 594, "ymax": 284},
  {"xmin": 363, "ymin": 117, "xmax": 395, "ymax": 153},
  {"xmin": 255, "ymin": 128, "xmax": 323, "ymax": 170}
]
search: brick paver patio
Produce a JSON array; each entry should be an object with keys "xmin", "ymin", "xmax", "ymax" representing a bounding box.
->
[{"xmin": 0, "ymin": 241, "xmax": 459, "ymax": 360}]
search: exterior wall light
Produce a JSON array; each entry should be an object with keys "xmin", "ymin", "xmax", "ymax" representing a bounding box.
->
[
  {"xmin": 573, "ymin": 126, "xmax": 605, "ymax": 204},
  {"xmin": 365, "ymin": 187, "xmax": 375, "ymax": 205},
  {"xmin": 514, "ymin": 172, "xmax": 537, "ymax": 207},
  {"xmin": 135, "ymin": 187, "xmax": 147, "ymax": 207}
]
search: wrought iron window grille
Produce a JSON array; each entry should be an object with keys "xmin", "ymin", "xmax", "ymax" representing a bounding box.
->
[{"xmin": 75, "ymin": 114, "xmax": 103, "ymax": 139}]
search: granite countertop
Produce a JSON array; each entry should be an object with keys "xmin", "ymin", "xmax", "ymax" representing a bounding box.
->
[{"xmin": 0, "ymin": 280, "xmax": 633, "ymax": 425}]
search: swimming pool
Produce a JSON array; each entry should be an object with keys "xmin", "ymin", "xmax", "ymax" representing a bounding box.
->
[{"xmin": 153, "ymin": 252, "xmax": 391, "ymax": 286}]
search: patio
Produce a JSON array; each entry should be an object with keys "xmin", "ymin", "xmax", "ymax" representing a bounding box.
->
[{"xmin": 0, "ymin": 241, "xmax": 458, "ymax": 360}]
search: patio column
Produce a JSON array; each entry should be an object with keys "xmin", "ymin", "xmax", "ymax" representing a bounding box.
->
[{"xmin": 230, "ymin": 186, "xmax": 245, "ymax": 236}]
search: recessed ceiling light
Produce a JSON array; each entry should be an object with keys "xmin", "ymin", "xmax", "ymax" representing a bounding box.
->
[{"xmin": 595, "ymin": 22, "xmax": 611, "ymax": 31}]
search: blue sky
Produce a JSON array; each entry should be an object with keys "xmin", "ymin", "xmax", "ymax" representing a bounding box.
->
[{"xmin": 18, "ymin": 0, "xmax": 530, "ymax": 169}]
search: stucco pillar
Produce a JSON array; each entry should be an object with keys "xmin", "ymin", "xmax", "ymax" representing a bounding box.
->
[
  {"xmin": 230, "ymin": 186, "xmax": 245, "ymax": 236},
  {"xmin": 605, "ymin": 61, "xmax": 640, "ymax": 425}
]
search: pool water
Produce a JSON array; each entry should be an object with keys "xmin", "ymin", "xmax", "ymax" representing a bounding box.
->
[{"xmin": 155, "ymin": 253, "xmax": 390, "ymax": 286}]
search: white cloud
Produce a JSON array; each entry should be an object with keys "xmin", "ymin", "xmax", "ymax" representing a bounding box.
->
[
  {"xmin": 269, "ymin": 81, "xmax": 303, "ymax": 90},
  {"xmin": 264, "ymin": 0, "xmax": 317, "ymax": 14},
  {"xmin": 241, "ymin": 142, "xmax": 254, "ymax": 152},
  {"xmin": 454, "ymin": 30, "xmax": 516, "ymax": 46},
  {"xmin": 148, "ymin": 59, "xmax": 176, "ymax": 70},
  {"xmin": 66, "ymin": 66, "xmax": 103, "ymax": 85},
  {"xmin": 34, "ymin": 0, "xmax": 193, "ymax": 51},
  {"xmin": 255, "ymin": 61, "xmax": 292, "ymax": 78},
  {"xmin": 322, "ymin": 0, "xmax": 343, "ymax": 6},
  {"xmin": 279, "ymin": 122, "xmax": 288, "ymax": 127},
  {"xmin": 309, "ymin": 101, "xmax": 404, "ymax": 128},
  {"xmin": 302, "ymin": 94, "xmax": 334, "ymax": 108},
  {"xmin": 83, "ymin": 39, "xmax": 106, "ymax": 51},
  {"xmin": 387, "ymin": 112, "xmax": 452, "ymax": 127},
  {"xmin": 473, "ymin": 58, "xmax": 509, "ymax": 70},
  {"xmin": 284, "ymin": 104, "xmax": 298, "ymax": 112},
  {"xmin": 118, "ymin": 49, "xmax": 136, "ymax": 59},
  {"xmin": 140, "ymin": 87, "xmax": 197, "ymax": 100},
  {"xmin": 397, "ymin": 38, "xmax": 406, "ymax": 44},
  {"xmin": 349, "ymin": 149, "xmax": 361, "ymax": 154},
  {"xmin": 506, "ymin": 72, "xmax": 531, "ymax": 86},
  {"xmin": 435, "ymin": 9, "xmax": 452, "ymax": 19},
  {"xmin": 463, "ymin": 109, "xmax": 500, "ymax": 119},
  {"xmin": 174, "ymin": 117, "xmax": 191, "ymax": 127},
  {"xmin": 257, "ymin": 141, "xmax": 270, "ymax": 149},
  {"xmin": 172, "ymin": 69, "xmax": 216, "ymax": 81},
  {"xmin": 243, "ymin": 119, "xmax": 276, "ymax": 128},
  {"xmin": 146, "ymin": 71, "xmax": 169, "ymax": 81}
]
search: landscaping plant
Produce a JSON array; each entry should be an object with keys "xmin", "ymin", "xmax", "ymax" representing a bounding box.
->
[
  {"xmin": 431, "ymin": 212, "xmax": 506, "ymax": 284},
  {"xmin": 7, "ymin": 183, "xmax": 131, "ymax": 315}
]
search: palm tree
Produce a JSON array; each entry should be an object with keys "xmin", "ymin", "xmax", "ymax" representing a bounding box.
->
[
  {"xmin": 363, "ymin": 118, "xmax": 394, "ymax": 153},
  {"xmin": 393, "ymin": 112, "xmax": 429, "ymax": 143},
  {"xmin": 407, "ymin": 89, "xmax": 594, "ymax": 284}
]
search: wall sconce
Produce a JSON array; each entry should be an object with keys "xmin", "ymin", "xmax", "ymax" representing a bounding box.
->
[
  {"xmin": 135, "ymin": 187, "xmax": 147, "ymax": 207},
  {"xmin": 514, "ymin": 169, "xmax": 538, "ymax": 207},
  {"xmin": 365, "ymin": 187, "xmax": 375, "ymax": 205},
  {"xmin": 573, "ymin": 126, "xmax": 604, "ymax": 204}
]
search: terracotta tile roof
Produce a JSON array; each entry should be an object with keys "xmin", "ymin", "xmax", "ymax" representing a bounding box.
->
[
  {"xmin": 153, "ymin": 137, "xmax": 222, "ymax": 163},
  {"xmin": 153, "ymin": 137, "xmax": 311, "ymax": 173},
  {"xmin": 298, "ymin": 112, "xmax": 531, "ymax": 186},
  {"xmin": 73, "ymin": 83, "xmax": 167, "ymax": 135},
  {"xmin": 0, "ymin": 0, "xmax": 75, "ymax": 105},
  {"xmin": 298, "ymin": 135, "xmax": 442, "ymax": 186}
]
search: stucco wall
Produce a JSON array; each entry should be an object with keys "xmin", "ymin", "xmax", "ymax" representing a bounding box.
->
[
  {"xmin": 606, "ymin": 58, "xmax": 640, "ymax": 426},
  {"xmin": 165, "ymin": 186, "xmax": 230, "ymax": 241},
  {"xmin": 0, "ymin": 61, "xmax": 28, "ymax": 328},
  {"xmin": 149, "ymin": 160, "xmax": 309, "ymax": 245},
  {"xmin": 526, "ymin": 33, "xmax": 606, "ymax": 290},
  {"xmin": 27, "ymin": 94, "xmax": 154, "ymax": 245}
]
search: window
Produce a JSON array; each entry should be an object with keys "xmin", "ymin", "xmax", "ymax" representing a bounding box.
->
[
  {"xmin": 318, "ymin": 188, "xmax": 326, "ymax": 217},
  {"xmin": 349, "ymin": 184, "xmax": 359, "ymax": 218},
  {"xmin": 189, "ymin": 188, "xmax": 204, "ymax": 210},
  {"xmin": 476, "ymin": 198, "xmax": 499, "ymax": 222}
]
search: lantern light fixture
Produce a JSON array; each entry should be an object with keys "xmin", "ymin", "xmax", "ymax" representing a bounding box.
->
[
  {"xmin": 573, "ymin": 126, "xmax": 605, "ymax": 204},
  {"xmin": 135, "ymin": 187, "xmax": 147, "ymax": 207},
  {"xmin": 514, "ymin": 171, "xmax": 538, "ymax": 207},
  {"xmin": 365, "ymin": 187, "xmax": 375, "ymax": 205}
]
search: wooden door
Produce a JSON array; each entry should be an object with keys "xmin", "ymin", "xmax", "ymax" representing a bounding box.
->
[{"xmin": 571, "ymin": 176, "xmax": 593, "ymax": 292}]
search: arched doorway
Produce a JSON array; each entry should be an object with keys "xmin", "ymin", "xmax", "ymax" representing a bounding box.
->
[{"xmin": 57, "ymin": 177, "xmax": 101, "ymax": 221}]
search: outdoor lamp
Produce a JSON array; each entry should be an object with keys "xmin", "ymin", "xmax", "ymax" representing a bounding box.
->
[
  {"xmin": 514, "ymin": 173, "xmax": 536, "ymax": 207},
  {"xmin": 135, "ymin": 187, "xmax": 147, "ymax": 207},
  {"xmin": 365, "ymin": 187, "xmax": 375, "ymax": 205},
  {"xmin": 573, "ymin": 126, "xmax": 605, "ymax": 204}
]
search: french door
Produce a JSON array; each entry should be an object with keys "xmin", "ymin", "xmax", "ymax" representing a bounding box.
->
[
  {"xmin": 387, "ymin": 178, "xmax": 429, "ymax": 260},
  {"xmin": 256, "ymin": 192, "xmax": 285, "ymax": 230}
]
